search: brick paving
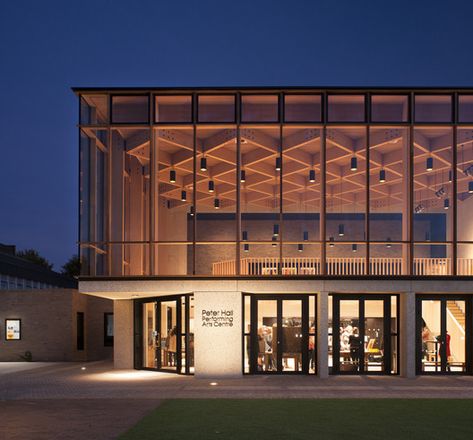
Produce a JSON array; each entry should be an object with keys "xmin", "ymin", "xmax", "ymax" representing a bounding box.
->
[{"xmin": 2, "ymin": 361, "xmax": 473, "ymax": 439}]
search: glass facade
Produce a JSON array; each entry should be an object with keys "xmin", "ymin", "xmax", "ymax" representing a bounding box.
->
[{"xmin": 77, "ymin": 88, "xmax": 473, "ymax": 277}]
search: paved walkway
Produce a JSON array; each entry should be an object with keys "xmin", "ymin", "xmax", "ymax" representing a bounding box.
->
[{"xmin": 2, "ymin": 361, "xmax": 473, "ymax": 439}]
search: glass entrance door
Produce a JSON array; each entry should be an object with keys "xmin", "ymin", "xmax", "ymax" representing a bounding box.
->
[
  {"xmin": 250, "ymin": 296, "xmax": 312, "ymax": 374},
  {"xmin": 417, "ymin": 297, "xmax": 470, "ymax": 374},
  {"xmin": 331, "ymin": 295, "xmax": 398, "ymax": 374},
  {"xmin": 138, "ymin": 294, "xmax": 194, "ymax": 374}
]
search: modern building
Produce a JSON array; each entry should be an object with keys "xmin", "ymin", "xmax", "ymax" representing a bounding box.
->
[
  {"xmin": 75, "ymin": 87, "xmax": 473, "ymax": 377},
  {"xmin": 0, "ymin": 244, "xmax": 113, "ymax": 362}
]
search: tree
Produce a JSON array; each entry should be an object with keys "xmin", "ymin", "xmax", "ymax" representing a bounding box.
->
[
  {"xmin": 16, "ymin": 249, "xmax": 53, "ymax": 271},
  {"xmin": 61, "ymin": 254, "xmax": 81, "ymax": 278}
]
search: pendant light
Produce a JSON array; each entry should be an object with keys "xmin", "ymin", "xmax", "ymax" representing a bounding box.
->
[
  {"xmin": 386, "ymin": 237, "xmax": 392, "ymax": 248},
  {"xmin": 309, "ymin": 169, "xmax": 316, "ymax": 183},
  {"xmin": 329, "ymin": 236, "xmax": 335, "ymax": 247},
  {"xmin": 275, "ymin": 157, "xmax": 282, "ymax": 171},
  {"xmin": 350, "ymin": 157, "xmax": 358, "ymax": 171},
  {"xmin": 426, "ymin": 157, "xmax": 433, "ymax": 172},
  {"xmin": 242, "ymin": 231, "xmax": 248, "ymax": 241},
  {"xmin": 298, "ymin": 244, "xmax": 304, "ymax": 252},
  {"xmin": 243, "ymin": 243, "xmax": 249, "ymax": 252},
  {"xmin": 169, "ymin": 170, "xmax": 176, "ymax": 183},
  {"xmin": 338, "ymin": 224, "xmax": 345, "ymax": 237},
  {"xmin": 181, "ymin": 190, "xmax": 187, "ymax": 201},
  {"xmin": 444, "ymin": 198, "xmax": 449, "ymax": 210},
  {"xmin": 189, "ymin": 206, "xmax": 194, "ymax": 216},
  {"xmin": 469, "ymin": 181, "xmax": 473, "ymax": 194},
  {"xmin": 273, "ymin": 224, "xmax": 280, "ymax": 236},
  {"xmin": 352, "ymin": 244, "xmax": 357, "ymax": 252},
  {"xmin": 379, "ymin": 169, "xmax": 386, "ymax": 183},
  {"xmin": 214, "ymin": 198, "xmax": 220, "ymax": 209},
  {"xmin": 303, "ymin": 231, "xmax": 309, "ymax": 241},
  {"xmin": 240, "ymin": 170, "xmax": 246, "ymax": 183},
  {"xmin": 272, "ymin": 236, "xmax": 278, "ymax": 247},
  {"xmin": 425, "ymin": 232, "xmax": 431, "ymax": 242},
  {"xmin": 200, "ymin": 157, "xmax": 207, "ymax": 171},
  {"xmin": 449, "ymin": 170, "xmax": 452, "ymax": 183},
  {"xmin": 208, "ymin": 180, "xmax": 215, "ymax": 193}
]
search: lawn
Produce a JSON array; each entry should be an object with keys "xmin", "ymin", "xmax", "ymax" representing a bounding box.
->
[{"xmin": 120, "ymin": 399, "xmax": 473, "ymax": 440}]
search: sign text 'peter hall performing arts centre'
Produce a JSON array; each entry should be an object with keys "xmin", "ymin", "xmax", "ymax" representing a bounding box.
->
[{"xmin": 76, "ymin": 88, "xmax": 473, "ymax": 377}]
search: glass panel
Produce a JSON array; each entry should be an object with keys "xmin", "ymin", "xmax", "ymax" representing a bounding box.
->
[
  {"xmin": 156, "ymin": 244, "xmax": 192, "ymax": 275},
  {"xmin": 326, "ymin": 127, "xmax": 366, "ymax": 248},
  {"xmin": 457, "ymin": 244, "xmax": 473, "ymax": 275},
  {"xmin": 413, "ymin": 128, "xmax": 453, "ymax": 243},
  {"xmin": 196, "ymin": 127, "xmax": 237, "ymax": 241},
  {"xmin": 364, "ymin": 300, "xmax": 384, "ymax": 372},
  {"xmin": 421, "ymin": 300, "xmax": 442, "ymax": 372},
  {"xmin": 446, "ymin": 300, "xmax": 466, "ymax": 372},
  {"xmin": 160, "ymin": 300, "xmax": 178, "ymax": 370},
  {"xmin": 142, "ymin": 302, "xmax": 157, "ymax": 368},
  {"xmin": 339, "ymin": 300, "xmax": 360, "ymax": 372},
  {"xmin": 244, "ymin": 296, "xmax": 251, "ymax": 373},
  {"xmin": 111, "ymin": 95, "xmax": 149, "ymax": 123},
  {"xmin": 241, "ymin": 95, "xmax": 279, "ymax": 122},
  {"xmin": 282, "ymin": 126, "xmax": 321, "ymax": 266},
  {"xmin": 281, "ymin": 244, "xmax": 321, "ymax": 275},
  {"xmin": 456, "ymin": 129, "xmax": 473, "ymax": 242},
  {"xmin": 414, "ymin": 244, "xmax": 452, "ymax": 275},
  {"xmin": 198, "ymin": 95, "xmax": 235, "ymax": 122},
  {"xmin": 371, "ymin": 95, "xmax": 409, "ymax": 122},
  {"xmin": 282, "ymin": 300, "xmax": 303, "ymax": 372},
  {"xmin": 369, "ymin": 244, "xmax": 404, "ymax": 276},
  {"xmin": 80, "ymin": 94, "xmax": 108, "ymax": 125},
  {"xmin": 309, "ymin": 296, "xmax": 316, "ymax": 374},
  {"xmin": 110, "ymin": 128, "xmax": 150, "ymax": 276},
  {"xmin": 155, "ymin": 95, "xmax": 192, "ymax": 123},
  {"xmin": 79, "ymin": 129, "xmax": 108, "ymax": 275},
  {"xmin": 284, "ymin": 95, "xmax": 321, "ymax": 122},
  {"xmin": 327, "ymin": 95, "xmax": 365, "ymax": 122},
  {"xmin": 257, "ymin": 300, "xmax": 277, "ymax": 372},
  {"xmin": 328, "ymin": 295, "xmax": 333, "ymax": 370},
  {"xmin": 458, "ymin": 95, "xmax": 473, "ymax": 122},
  {"xmin": 369, "ymin": 128, "xmax": 409, "ymax": 240},
  {"xmin": 240, "ymin": 244, "xmax": 279, "ymax": 275},
  {"xmin": 195, "ymin": 244, "xmax": 236, "ymax": 275},
  {"xmin": 414, "ymin": 95, "xmax": 452, "ymax": 122},
  {"xmin": 326, "ymin": 244, "xmax": 367, "ymax": 275},
  {"xmin": 188, "ymin": 296, "xmax": 194, "ymax": 373}
]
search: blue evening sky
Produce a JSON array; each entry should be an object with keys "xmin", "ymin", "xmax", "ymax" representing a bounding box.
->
[{"xmin": 1, "ymin": 0, "xmax": 473, "ymax": 269}]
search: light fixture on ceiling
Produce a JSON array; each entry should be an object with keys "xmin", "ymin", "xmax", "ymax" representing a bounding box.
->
[
  {"xmin": 469, "ymin": 181, "xmax": 473, "ymax": 194},
  {"xmin": 425, "ymin": 231, "xmax": 431, "ymax": 242},
  {"xmin": 303, "ymin": 231, "xmax": 309, "ymax": 241},
  {"xmin": 275, "ymin": 157, "xmax": 282, "ymax": 171},
  {"xmin": 379, "ymin": 169, "xmax": 386, "ymax": 183},
  {"xmin": 329, "ymin": 236, "xmax": 335, "ymax": 247},
  {"xmin": 386, "ymin": 237, "xmax": 392, "ymax": 248},
  {"xmin": 272, "ymin": 235, "xmax": 278, "ymax": 247},
  {"xmin": 298, "ymin": 243, "xmax": 303, "ymax": 252},
  {"xmin": 444, "ymin": 198, "xmax": 449, "ymax": 210},
  {"xmin": 243, "ymin": 243, "xmax": 249, "ymax": 252},
  {"xmin": 449, "ymin": 170, "xmax": 453, "ymax": 183},
  {"xmin": 181, "ymin": 190, "xmax": 187, "ymax": 202},
  {"xmin": 189, "ymin": 206, "xmax": 194, "ymax": 216},
  {"xmin": 338, "ymin": 224, "xmax": 345, "ymax": 237},
  {"xmin": 242, "ymin": 231, "xmax": 248, "ymax": 241},
  {"xmin": 200, "ymin": 157, "xmax": 207, "ymax": 171},
  {"xmin": 309, "ymin": 169, "xmax": 316, "ymax": 183},
  {"xmin": 214, "ymin": 198, "xmax": 220, "ymax": 209},
  {"xmin": 208, "ymin": 180, "xmax": 215, "ymax": 193},
  {"xmin": 240, "ymin": 170, "xmax": 246, "ymax": 183},
  {"xmin": 169, "ymin": 170, "xmax": 176, "ymax": 183},
  {"xmin": 426, "ymin": 157, "xmax": 433, "ymax": 172},
  {"xmin": 350, "ymin": 157, "xmax": 358, "ymax": 171},
  {"xmin": 273, "ymin": 224, "xmax": 280, "ymax": 236},
  {"xmin": 352, "ymin": 244, "xmax": 357, "ymax": 252}
]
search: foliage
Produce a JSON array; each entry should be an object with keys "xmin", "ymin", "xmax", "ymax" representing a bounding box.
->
[
  {"xmin": 61, "ymin": 254, "xmax": 81, "ymax": 278},
  {"xmin": 16, "ymin": 249, "xmax": 53, "ymax": 270}
]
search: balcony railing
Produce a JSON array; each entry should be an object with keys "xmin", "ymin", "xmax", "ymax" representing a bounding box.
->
[{"xmin": 212, "ymin": 257, "xmax": 473, "ymax": 276}]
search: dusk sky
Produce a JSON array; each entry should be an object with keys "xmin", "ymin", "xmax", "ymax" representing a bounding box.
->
[{"xmin": 1, "ymin": 0, "xmax": 473, "ymax": 270}]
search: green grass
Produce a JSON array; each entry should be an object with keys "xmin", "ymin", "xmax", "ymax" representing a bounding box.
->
[{"xmin": 120, "ymin": 399, "xmax": 473, "ymax": 440}]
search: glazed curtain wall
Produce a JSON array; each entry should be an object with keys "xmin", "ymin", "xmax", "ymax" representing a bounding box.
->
[{"xmin": 78, "ymin": 92, "xmax": 473, "ymax": 276}]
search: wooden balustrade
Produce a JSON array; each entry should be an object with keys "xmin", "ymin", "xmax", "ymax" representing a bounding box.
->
[{"xmin": 212, "ymin": 257, "xmax": 473, "ymax": 276}]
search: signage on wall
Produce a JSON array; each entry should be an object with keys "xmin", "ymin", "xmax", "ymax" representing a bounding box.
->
[
  {"xmin": 201, "ymin": 309, "xmax": 234, "ymax": 328},
  {"xmin": 5, "ymin": 319, "xmax": 21, "ymax": 340}
]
